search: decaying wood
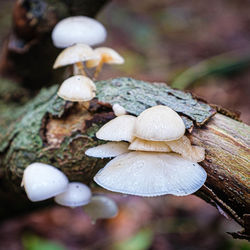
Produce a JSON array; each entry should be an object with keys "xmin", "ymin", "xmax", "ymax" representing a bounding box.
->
[
  {"xmin": 0, "ymin": 0, "xmax": 109, "ymax": 88},
  {"xmin": 0, "ymin": 77, "xmax": 249, "ymax": 239}
]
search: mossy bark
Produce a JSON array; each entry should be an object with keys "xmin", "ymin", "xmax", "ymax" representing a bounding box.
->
[{"xmin": 0, "ymin": 77, "xmax": 249, "ymax": 239}]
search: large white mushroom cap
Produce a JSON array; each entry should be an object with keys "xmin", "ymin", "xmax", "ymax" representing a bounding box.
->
[
  {"xmin": 85, "ymin": 142, "xmax": 129, "ymax": 158},
  {"xmin": 83, "ymin": 195, "xmax": 118, "ymax": 221},
  {"xmin": 134, "ymin": 105, "xmax": 185, "ymax": 141},
  {"xmin": 96, "ymin": 115, "xmax": 136, "ymax": 142},
  {"xmin": 54, "ymin": 182, "xmax": 92, "ymax": 207},
  {"xmin": 52, "ymin": 16, "xmax": 107, "ymax": 48},
  {"xmin": 57, "ymin": 75, "xmax": 96, "ymax": 102},
  {"xmin": 94, "ymin": 152, "xmax": 207, "ymax": 197},
  {"xmin": 53, "ymin": 43, "xmax": 99, "ymax": 69},
  {"xmin": 22, "ymin": 163, "xmax": 69, "ymax": 202}
]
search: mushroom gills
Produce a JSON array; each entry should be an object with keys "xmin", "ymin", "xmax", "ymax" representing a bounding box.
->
[{"xmin": 94, "ymin": 152, "xmax": 207, "ymax": 197}]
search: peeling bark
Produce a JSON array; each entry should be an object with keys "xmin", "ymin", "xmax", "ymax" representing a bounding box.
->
[{"xmin": 0, "ymin": 77, "xmax": 249, "ymax": 239}]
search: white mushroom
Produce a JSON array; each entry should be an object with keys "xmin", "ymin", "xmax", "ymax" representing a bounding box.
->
[
  {"xmin": 112, "ymin": 103, "xmax": 127, "ymax": 116},
  {"xmin": 52, "ymin": 16, "xmax": 107, "ymax": 48},
  {"xmin": 129, "ymin": 137, "xmax": 171, "ymax": 152},
  {"xmin": 53, "ymin": 43, "xmax": 99, "ymax": 75},
  {"xmin": 96, "ymin": 115, "xmax": 136, "ymax": 142},
  {"xmin": 22, "ymin": 163, "xmax": 69, "ymax": 202},
  {"xmin": 134, "ymin": 105, "xmax": 185, "ymax": 141},
  {"xmin": 166, "ymin": 136, "xmax": 205, "ymax": 162},
  {"xmin": 86, "ymin": 47, "xmax": 124, "ymax": 78},
  {"xmin": 85, "ymin": 142, "xmax": 129, "ymax": 158},
  {"xmin": 94, "ymin": 152, "xmax": 207, "ymax": 197},
  {"xmin": 83, "ymin": 195, "xmax": 118, "ymax": 221},
  {"xmin": 57, "ymin": 75, "xmax": 96, "ymax": 102},
  {"xmin": 54, "ymin": 182, "xmax": 92, "ymax": 207}
]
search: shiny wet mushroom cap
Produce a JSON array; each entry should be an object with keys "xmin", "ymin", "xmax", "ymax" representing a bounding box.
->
[
  {"xmin": 85, "ymin": 142, "xmax": 129, "ymax": 158},
  {"xmin": 96, "ymin": 115, "xmax": 136, "ymax": 142},
  {"xmin": 57, "ymin": 75, "xmax": 96, "ymax": 102},
  {"xmin": 53, "ymin": 43, "xmax": 99, "ymax": 69},
  {"xmin": 52, "ymin": 16, "xmax": 107, "ymax": 48},
  {"xmin": 22, "ymin": 163, "xmax": 69, "ymax": 202},
  {"xmin": 134, "ymin": 105, "xmax": 185, "ymax": 142},
  {"xmin": 54, "ymin": 182, "xmax": 92, "ymax": 207},
  {"xmin": 94, "ymin": 152, "xmax": 207, "ymax": 197}
]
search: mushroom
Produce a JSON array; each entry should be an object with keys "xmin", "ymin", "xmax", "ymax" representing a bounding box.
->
[
  {"xmin": 134, "ymin": 105, "xmax": 185, "ymax": 141},
  {"xmin": 96, "ymin": 115, "xmax": 136, "ymax": 142},
  {"xmin": 166, "ymin": 136, "xmax": 205, "ymax": 162},
  {"xmin": 57, "ymin": 75, "xmax": 96, "ymax": 102},
  {"xmin": 54, "ymin": 182, "xmax": 92, "ymax": 207},
  {"xmin": 112, "ymin": 103, "xmax": 127, "ymax": 116},
  {"xmin": 83, "ymin": 195, "xmax": 118, "ymax": 222},
  {"xmin": 86, "ymin": 47, "xmax": 124, "ymax": 78},
  {"xmin": 53, "ymin": 43, "xmax": 99, "ymax": 76},
  {"xmin": 85, "ymin": 142, "xmax": 129, "ymax": 158},
  {"xmin": 128, "ymin": 138, "xmax": 171, "ymax": 152},
  {"xmin": 21, "ymin": 163, "xmax": 69, "ymax": 202},
  {"xmin": 94, "ymin": 152, "xmax": 207, "ymax": 197},
  {"xmin": 52, "ymin": 16, "xmax": 107, "ymax": 48}
]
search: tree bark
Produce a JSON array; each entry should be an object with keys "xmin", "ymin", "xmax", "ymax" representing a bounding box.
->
[
  {"xmin": 0, "ymin": 0, "xmax": 109, "ymax": 89},
  {"xmin": 0, "ymin": 77, "xmax": 249, "ymax": 239}
]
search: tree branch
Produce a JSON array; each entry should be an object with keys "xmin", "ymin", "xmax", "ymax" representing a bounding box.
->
[{"xmin": 0, "ymin": 77, "xmax": 249, "ymax": 239}]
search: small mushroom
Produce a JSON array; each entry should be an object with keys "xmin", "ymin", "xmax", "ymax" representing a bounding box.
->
[
  {"xmin": 57, "ymin": 75, "xmax": 96, "ymax": 102},
  {"xmin": 128, "ymin": 137, "xmax": 171, "ymax": 152},
  {"xmin": 53, "ymin": 43, "xmax": 99, "ymax": 76},
  {"xmin": 166, "ymin": 136, "xmax": 205, "ymax": 162},
  {"xmin": 94, "ymin": 152, "xmax": 207, "ymax": 197},
  {"xmin": 52, "ymin": 16, "xmax": 107, "ymax": 48},
  {"xmin": 85, "ymin": 142, "xmax": 129, "ymax": 158},
  {"xmin": 134, "ymin": 105, "xmax": 185, "ymax": 142},
  {"xmin": 96, "ymin": 115, "xmax": 136, "ymax": 142},
  {"xmin": 86, "ymin": 47, "xmax": 124, "ymax": 78},
  {"xmin": 22, "ymin": 163, "xmax": 69, "ymax": 202},
  {"xmin": 83, "ymin": 195, "xmax": 118, "ymax": 222},
  {"xmin": 112, "ymin": 103, "xmax": 127, "ymax": 116},
  {"xmin": 54, "ymin": 182, "xmax": 92, "ymax": 207}
]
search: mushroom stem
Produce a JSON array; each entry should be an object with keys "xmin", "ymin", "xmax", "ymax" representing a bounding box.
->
[
  {"xmin": 94, "ymin": 58, "xmax": 104, "ymax": 79},
  {"xmin": 76, "ymin": 62, "xmax": 87, "ymax": 76}
]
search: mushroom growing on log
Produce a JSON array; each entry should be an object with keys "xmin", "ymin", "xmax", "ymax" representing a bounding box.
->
[{"xmin": 0, "ymin": 77, "xmax": 249, "ymax": 240}]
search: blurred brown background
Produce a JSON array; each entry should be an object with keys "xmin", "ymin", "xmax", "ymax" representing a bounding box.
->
[{"xmin": 0, "ymin": 0, "xmax": 249, "ymax": 249}]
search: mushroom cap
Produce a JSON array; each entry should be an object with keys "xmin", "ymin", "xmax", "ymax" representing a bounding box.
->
[
  {"xmin": 86, "ymin": 47, "xmax": 124, "ymax": 68},
  {"xmin": 134, "ymin": 105, "xmax": 185, "ymax": 141},
  {"xmin": 52, "ymin": 16, "xmax": 107, "ymax": 48},
  {"xmin": 22, "ymin": 163, "xmax": 69, "ymax": 202},
  {"xmin": 166, "ymin": 136, "xmax": 205, "ymax": 162},
  {"xmin": 83, "ymin": 195, "xmax": 118, "ymax": 221},
  {"xmin": 54, "ymin": 182, "xmax": 92, "ymax": 207},
  {"xmin": 96, "ymin": 115, "xmax": 136, "ymax": 142},
  {"xmin": 85, "ymin": 142, "xmax": 129, "ymax": 158},
  {"xmin": 57, "ymin": 75, "xmax": 96, "ymax": 102},
  {"xmin": 112, "ymin": 103, "xmax": 127, "ymax": 116},
  {"xmin": 129, "ymin": 138, "xmax": 171, "ymax": 152},
  {"xmin": 53, "ymin": 43, "xmax": 99, "ymax": 69},
  {"xmin": 94, "ymin": 152, "xmax": 207, "ymax": 197}
]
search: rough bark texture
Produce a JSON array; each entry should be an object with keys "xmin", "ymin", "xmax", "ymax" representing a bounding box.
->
[
  {"xmin": 0, "ymin": 77, "xmax": 249, "ymax": 239},
  {"xmin": 0, "ymin": 0, "xmax": 109, "ymax": 88}
]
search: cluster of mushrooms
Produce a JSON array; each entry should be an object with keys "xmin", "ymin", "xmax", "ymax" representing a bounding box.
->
[
  {"xmin": 87, "ymin": 105, "xmax": 207, "ymax": 197},
  {"xmin": 21, "ymin": 15, "xmax": 207, "ymax": 221}
]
